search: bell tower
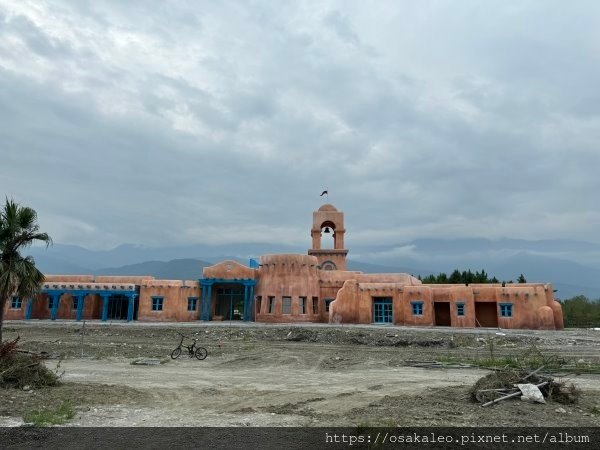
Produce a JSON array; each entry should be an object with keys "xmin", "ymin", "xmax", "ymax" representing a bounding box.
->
[{"xmin": 308, "ymin": 204, "xmax": 348, "ymax": 271}]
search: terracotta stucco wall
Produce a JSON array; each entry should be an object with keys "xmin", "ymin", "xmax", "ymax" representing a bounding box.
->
[
  {"xmin": 138, "ymin": 280, "xmax": 201, "ymax": 322},
  {"xmin": 255, "ymin": 254, "xmax": 320, "ymax": 323},
  {"xmin": 3, "ymin": 299, "xmax": 25, "ymax": 320},
  {"xmin": 203, "ymin": 260, "xmax": 256, "ymax": 280},
  {"xmin": 44, "ymin": 275, "xmax": 95, "ymax": 283},
  {"xmin": 330, "ymin": 281, "xmax": 564, "ymax": 330}
]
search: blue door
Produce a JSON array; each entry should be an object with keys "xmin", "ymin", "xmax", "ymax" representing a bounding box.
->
[{"xmin": 373, "ymin": 297, "xmax": 393, "ymax": 324}]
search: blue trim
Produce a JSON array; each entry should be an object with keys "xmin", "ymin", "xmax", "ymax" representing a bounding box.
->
[
  {"xmin": 198, "ymin": 278, "xmax": 256, "ymax": 321},
  {"xmin": 151, "ymin": 296, "xmax": 164, "ymax": 311},
  {"xmin": 373, "ymin": 297, "xmax": 393, "ymax": 324},
  {"xmin": 10, "ymin": 296, "xmax": 22, "ymax": 309},
  {"xmin": 411, "ymin": 301, "xmax": 424, "ymax": 316},
  {"xmin": 249, "ymin": 258, "xmax": 259, "ymax": 269},
  {"xmin": 101, "ymin": 293, "xmax": 110, "ymax": 321},
  {"xmin": 76, "ymin": 294, "xmax": 85, "ymax": 321},
  {"xmin": 50, "ymin": 293, "xmax": 61, "ymax": 320},
  {"xmin": 200, "ymin": 278, "xmax": 257, "ymax": 286},
  {"xmin": 187, "ymin": 297, "xmax": 199, "ymax": 311},
  {"xmin": 25, "ymin": 299, "xmax": 33, "ymax": 320},
  {"xmin": 456, "ymin": 302, "xmax": 465, "ymax": 317},
  {"xmin": 499, "ymin": 302, "xmax": 513, "ymax": 317},
  {"xmin": 127, "ymin": 294, "xmax": 136, "ymax": 322},
  {"xmin": 200, "ymin": 283, "xmax": 212, "ymax": 321}
]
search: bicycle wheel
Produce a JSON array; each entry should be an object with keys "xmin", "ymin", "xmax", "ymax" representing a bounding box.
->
[
  {"xmin": 171, "ymin": 348, "xmax": 182, "ymax": 359},
  {"xmin": 195, "ymin": 347, "xmax": 208, "ymax": 360}
]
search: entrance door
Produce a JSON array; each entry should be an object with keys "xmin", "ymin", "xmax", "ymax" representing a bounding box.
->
[
  {"xmin": 434, "ymin": 302, "xmax": 451, "ymax": 326},
  {"xmin": 107, "ymin": 295, "xmax": 128, "ymax": 320},
  {"xmin": 373, "ymin": 297, "xmax": 393, "ymax": 324},
  {"xmin": 216, "ymin": 287, "xmax": 244, "ymax": 320},
  {"xmin": 475, "ymin": 302, "xmax": 498, "ymax": 327}
]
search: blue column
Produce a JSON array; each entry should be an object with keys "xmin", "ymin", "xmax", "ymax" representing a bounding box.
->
[
  {"xmin": 205, "ymin": 283, "xmax": 212, "ymax": 321},
  {"xmin": 199, "ymin": 285, "xmax": 205, "ymax": 320},
  {"xmin": 76, "ymin": 294, "xmax": 85, "ymax": 321},
  {"xmin": 200, "ymin": 281, "xmax": 213, "ymax": 321},
  {"xmin": 243, "ymin": 284, "xmax": 249, "ymax": 321},
  {"xmin": 25, "ymin": 298, "xmax": 33, "ymax": 320},
  {"xmin": 127, "ymin": 294, "xmax": 136, "ymax": 322},
  {"xmin": 50, "ymin": 293, "xmax": 61, "ymax": 320},
  {"xmin": 101, "ymin": 294, "xmax": 110, "ymax": 321},
  {"xmin": 248, "ymin": 284, "xmax": 255, "ymax": 321}
]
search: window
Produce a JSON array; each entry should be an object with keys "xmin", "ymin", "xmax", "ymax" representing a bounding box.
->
[
  {"xmin": 299, "ymin": 297, "xmax": 307, "ymax": 314},
  {"xmin": 325, "ymin": 298, "xmax": 334, "ymax": 312},
  {"xmin": 152, "ymin": 297, "xmax": 164, "ymax": 311},
  {"xmin": 10, "ymin": 297, "xmax": 22, "ymax": 309},
  {"xmin": 188, "ymin": 297, "xmax": 198, "ymax": 311},
  {"xmin": 312, "ymin": 297, "xmax": 319, "ymax": 314},
  {"xmin": 256, "ymin": 296, "xmax": 262, "ymax": 314},
  {"xmin": 282, "ymin": 296, "xmax": 292, "ymax": 314},
  {"xmin": 411, "ymin": 301, "xmax": 424, "ymax": 316},
  {"xmin": 373, "ymin": 297, "xmax": 393, "ymax": 324},
  {"xmin": 72, "ymin": 297, "xmax": 79, "ymax": 310},
  {"xmin": 268, "ymin": 296, "xmax": 275, "ymax": 314},
  {"xmin": 48, "ymin": 297, "xmax": 56, "ymax": 310},
  {"xmin": 456, "ymin": 302, "xmax": 465, "ymax": 316},
  {"xmin": 499, "ymin": 303, "xmax": 513, "ymax": 317}
]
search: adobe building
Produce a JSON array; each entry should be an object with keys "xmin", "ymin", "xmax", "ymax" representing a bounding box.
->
[{"xmin": 4, "ymin": 204, "xmax": 564, "ymax": 330}]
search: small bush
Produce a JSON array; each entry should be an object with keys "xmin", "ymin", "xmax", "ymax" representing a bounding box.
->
[
  {"xmin": 0, "ymin": 353, "xmax": 60, "ymax": 389},
  {"xmin": 24, "ymin": 401, "xmax": 75, "ymax": 426}
]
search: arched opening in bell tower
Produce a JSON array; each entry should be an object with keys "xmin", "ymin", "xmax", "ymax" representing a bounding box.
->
[{"xmin": 320, "ymin": 220, "xmax": 335, "ymax": 249}]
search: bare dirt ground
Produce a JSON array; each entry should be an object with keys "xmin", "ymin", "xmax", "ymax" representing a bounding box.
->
[{"xmin": 1, "ymin": 321, "xmax": 600, "ymax": 427}]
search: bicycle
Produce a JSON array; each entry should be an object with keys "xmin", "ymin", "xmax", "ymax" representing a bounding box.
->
[{"xmin": 171, "ymin": 332, "xmax": 208, "ymax": 360}]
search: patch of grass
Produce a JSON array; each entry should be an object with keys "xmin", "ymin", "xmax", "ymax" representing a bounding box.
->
[
  {"xmin": 591, "ymin": 406, "xmax": 600, "ymax": 416},
  {"xmin": 23, "ymin": 401, "xmax": 75, "ymax": 426}
]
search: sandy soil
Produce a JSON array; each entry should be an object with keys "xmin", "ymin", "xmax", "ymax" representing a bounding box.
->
[{"xmin": 1, "ymin": 321, "xmax": 600, "ymax": 427}]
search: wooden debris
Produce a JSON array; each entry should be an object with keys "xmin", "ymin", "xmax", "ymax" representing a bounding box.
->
[{"xmin": 481, "ymin": 382, "xmax": 548, "ymax": 407}]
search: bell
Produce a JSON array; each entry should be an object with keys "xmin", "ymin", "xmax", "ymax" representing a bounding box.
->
[{"xmin": 323, "ymin": 227, "xmax": 331, "ymax": 234}]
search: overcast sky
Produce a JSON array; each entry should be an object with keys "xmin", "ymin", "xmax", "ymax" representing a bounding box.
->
[{"xmin": 1, "ymin": 0, "xmax": 599, "ymax": 250}]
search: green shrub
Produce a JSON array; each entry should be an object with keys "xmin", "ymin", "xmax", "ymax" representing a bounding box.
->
[{"xmin": 24, "ymin": 401, "xmax": 75, "ymax": 426}]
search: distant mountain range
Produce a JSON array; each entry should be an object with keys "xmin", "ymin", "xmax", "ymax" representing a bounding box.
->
[{"xmin": 28, "ymin": 238, "xmax": 600, "ymax": 300}]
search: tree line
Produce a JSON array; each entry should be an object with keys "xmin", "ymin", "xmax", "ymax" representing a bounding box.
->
[
  {"xmin": 559, "ymin": 295, "xmax": 600, "ymax": 328},
  {"xmin": 419, "ymin": 269, "xmax": 527, "ymax": 285}
]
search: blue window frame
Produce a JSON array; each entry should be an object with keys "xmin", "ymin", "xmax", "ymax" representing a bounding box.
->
[
  {"xmin": 10, "ymin": 297, "xmax": 22, "ymax": 309},
  {"xmin": 499, "ymin": 303, "xmax": 513, "ymax": 317},
  {"xmin": 48, "ymin": 297, "xmax": 56, "ymax": 310},
  {"xmin": 72, "ymin": 297, "xmax": 79, "ymax": 310},
  {"xmin": 152, "ymin": 297, "xmax": 164, "ymax": 311},
  {"xmin": 188, "ymin": 297, "xmax": 198, "ymax": 311},
  {"xmin": 373, "ymin": 297, "xmax": 393, "ymax": 323},
  {"xmin": 456, "ymin": 302, "xmax": 465, "ymax": 316},
  {"xmin": 411, "ymin": 301, "xmax": 424, "ymax": 316}
]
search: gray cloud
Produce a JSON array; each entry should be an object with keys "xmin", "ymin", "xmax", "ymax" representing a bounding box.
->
[{"xmin": 0, "ymin": 0, "xmax": 599, "ymax": 252}]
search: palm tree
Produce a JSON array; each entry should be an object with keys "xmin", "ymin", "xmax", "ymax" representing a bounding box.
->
[{"xmin": 0, "ymin": 199, "xmax": 51, "ymax": 342}]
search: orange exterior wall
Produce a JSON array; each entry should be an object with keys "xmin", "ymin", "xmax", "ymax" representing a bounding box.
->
[
  {"xmin": 255, "ymin": 255, "xmax": 321, "ymax": 323},
  {"xmin": 138, "ymin": 280, "xmax": 201, "ymax": 322},
  {"xmin": 329, "ymin": 282, "xmax": 563, "ymax": 330}
]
